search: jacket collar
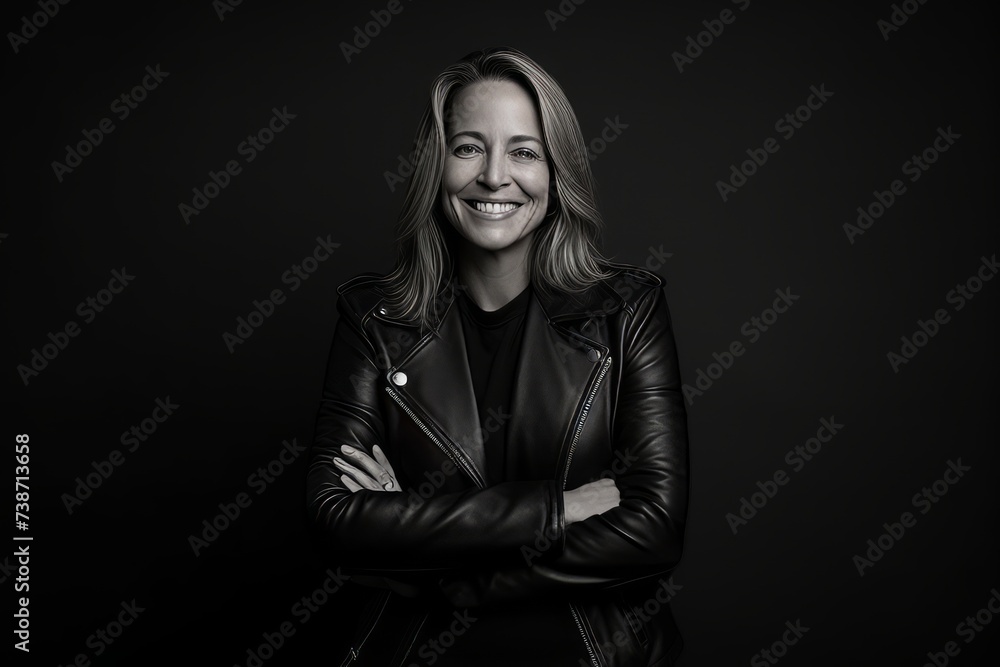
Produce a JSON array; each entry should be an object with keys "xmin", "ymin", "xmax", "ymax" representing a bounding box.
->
[{"xmin": 375, "ymin": 265, "xmax": 624, "ymax": 329}]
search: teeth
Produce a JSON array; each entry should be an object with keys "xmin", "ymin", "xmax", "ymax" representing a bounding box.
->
[{"xmin": 472, "ymin": 201, "xmax": 520, "ymax": 214}]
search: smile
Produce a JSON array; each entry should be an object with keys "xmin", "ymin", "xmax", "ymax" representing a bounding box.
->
[{"xmin": 463, "ymin": 199, "xmax": 523, "ymax": 215}]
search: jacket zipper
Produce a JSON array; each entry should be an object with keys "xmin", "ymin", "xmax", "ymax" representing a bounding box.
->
[
  {"xmin": 563, "ymin": 354, "xmax": 612, "ymax": 666},
  {"xmin": 340, "ymin": 590, "xmax": 391, "ymax": 666},
  {"xmin": 562, "ymin": 354, "xmax": 613, "ymax": 490},
  {"xmin": 384, "ymin": 385, "xmax": 485, "ymax": 488},
  {"xmin": 569, "ymin": 603, "xmax": 601, "ymax": 667},
  {"xmin": 393, "ymin": 613, "xmax": 429, "ymax": 667}
]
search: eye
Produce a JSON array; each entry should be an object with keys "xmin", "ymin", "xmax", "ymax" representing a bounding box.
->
[
  {"xmin": 453, "ymin": 144, "xmax": 482, "ymax": 157},
  {"xmin": 511, "ymin": 148, "xmax": 541, "ymax": 161}
]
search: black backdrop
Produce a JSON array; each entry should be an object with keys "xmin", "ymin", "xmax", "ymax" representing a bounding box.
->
[{"xmin": 3, "ymin": 1, "xmax": 998, "ymax": 665}]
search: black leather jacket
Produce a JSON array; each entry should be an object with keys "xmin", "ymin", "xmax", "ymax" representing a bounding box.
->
[{"xmin": 306, "ymin": 262, "xmax": 689, "ymax": 667}]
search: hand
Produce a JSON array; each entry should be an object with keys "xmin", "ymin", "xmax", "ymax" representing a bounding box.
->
[
  {"xmin": 334, "ymin": 444, "xmax": 401, "ymax": 493},
  {"xmin": 563, "ymin": 478, "xmax": 620, "ymax": 525}
]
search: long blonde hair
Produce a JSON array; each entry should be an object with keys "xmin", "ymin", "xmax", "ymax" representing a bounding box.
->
[{"xmin": 381, "ymin": 47, "xmax": 612, "ymax": 330}]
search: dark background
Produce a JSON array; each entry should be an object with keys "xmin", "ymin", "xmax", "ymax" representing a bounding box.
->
[{"xmin": 3, "ymin": 0, "xmax": 997, "ymax": 665}]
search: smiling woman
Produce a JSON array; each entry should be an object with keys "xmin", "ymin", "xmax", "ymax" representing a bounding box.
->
[
  {"xmin": 306, "ymin": 47, "xmax": 689, "ymax": 667},
  {"xmin": 441, "ymin": 80, "xmax": 551, "ymax": 265}
]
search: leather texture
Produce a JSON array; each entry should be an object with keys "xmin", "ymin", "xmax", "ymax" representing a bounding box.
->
[{"xmin": 307, "ymin": 261, "xmax": 689, "ymax": 667}]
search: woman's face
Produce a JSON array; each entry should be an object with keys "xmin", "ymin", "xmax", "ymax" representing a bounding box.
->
[{"xmin": 440, "ymin": 80, "xmax": 550, "ymax": 255}]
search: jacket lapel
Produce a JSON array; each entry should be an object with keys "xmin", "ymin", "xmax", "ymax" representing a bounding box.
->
[
  {"xmin": 390, "ymin": 297, "xmax": 488, "ymax": 482},
  {"xmin": 505, "ymin": 293, "xmax": 609, "ymax": 479},
  {"xmin": 377, "ymin": 273, "xmax": 621, "ymax": 485}
]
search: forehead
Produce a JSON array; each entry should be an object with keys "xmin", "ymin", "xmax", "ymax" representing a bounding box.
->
[{"xmin": 447, "ymin": 80, "xmax": 542, "ymax": 134}]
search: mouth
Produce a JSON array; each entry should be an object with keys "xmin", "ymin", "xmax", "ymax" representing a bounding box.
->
[{"xmin": 462, "ymin": 199, "xmax": 524, "ymax": 215}]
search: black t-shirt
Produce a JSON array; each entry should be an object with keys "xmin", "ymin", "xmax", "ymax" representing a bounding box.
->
[
  {"xmin": 455, "ymin": 282, "xmax": 532, "ymax": 486},
  {"xmin": 440, "ymin": 282, "xmax": 589, "ymax": 665}
]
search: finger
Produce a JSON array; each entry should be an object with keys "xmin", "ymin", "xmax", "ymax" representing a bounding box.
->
[
  {"xmin": 334, "ymin": 457, "xmax": 382, "ymax": 491},
  {"xmin": 341, "ymin": 445, "xmax": 395, "ymax": 491},
  {"xmin": 341, "ymin": 474, "xmax": 364, "ymax": 493},
  {"xmin": 372, "ymin": 445, "xmax": 400, "ymax": 491},
  {"xmin": 372, "ymin": 445, "xmax": 396, "ymax": 478}
]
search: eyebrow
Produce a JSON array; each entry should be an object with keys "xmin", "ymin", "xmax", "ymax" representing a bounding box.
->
[{"xmin": 448, "ymin": 131, "xmax": 543, "ymax": 145}]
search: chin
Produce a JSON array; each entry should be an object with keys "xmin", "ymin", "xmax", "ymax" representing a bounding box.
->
[
  {"xmin": 461, "ymin": 228, "xmax": 531, "ymax": 253},
  {"xmin": 460, "ymin": 212, "xmax": 545, "ymax": 248}
]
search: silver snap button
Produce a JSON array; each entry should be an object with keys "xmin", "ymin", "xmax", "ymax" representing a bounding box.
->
[
  {"xmin": 391, "ymin": 371, "xmax": 407, "ymax": 386},
  {"xmin": 587, "ymin": 349, "xmax": 601, "ymax": 362},
  {"xmin": 378, "ymin": 307, "xmax": 387, "ymax": 315}
]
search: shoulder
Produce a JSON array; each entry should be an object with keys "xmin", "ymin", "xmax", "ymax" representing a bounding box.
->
[
  {"xmin": 598, "ymin": 260, "xmax": 664, "ymax": 290},
  {"xmin": 334, "ymin": 271, "xmax": 392, "ymax": 319},
  {"xmin": 535, "ymin": 260, "xmax": 667, "ymax": 321},
  {"xmin": 594, "ymin": 260, "xmax": 666, "ymax": 312}
]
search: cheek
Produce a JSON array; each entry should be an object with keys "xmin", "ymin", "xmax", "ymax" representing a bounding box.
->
[
  {"xmin": 522, "ymin": 168, "xmax": 550, "ymax": 203},
  {"xmin": 442, "ymin": 159, "xmax": 478, "ymax": 195}
]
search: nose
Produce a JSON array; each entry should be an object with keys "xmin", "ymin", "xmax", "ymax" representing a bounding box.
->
[{"xmin": 477, "ymin": 150, "xmax": 510, "ymax": 190}]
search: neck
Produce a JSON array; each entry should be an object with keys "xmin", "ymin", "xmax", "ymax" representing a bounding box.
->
[{"xmin": 455, "ymin": 237, "xmax": 532, "ymax": 312}]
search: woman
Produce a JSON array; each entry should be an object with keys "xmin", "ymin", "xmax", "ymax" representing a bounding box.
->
[{"xmin": 306, "ymin": 47, "xmax": 688, "ymax": 667}]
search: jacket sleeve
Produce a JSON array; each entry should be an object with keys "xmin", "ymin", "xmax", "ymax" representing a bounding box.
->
[
  {"xmin": 438, "ymin": 282, "xmax": 689, "ymax": 606},
  {"xmin": 305, "ymin": 288, "xmax": 564, "ymax": 573}
]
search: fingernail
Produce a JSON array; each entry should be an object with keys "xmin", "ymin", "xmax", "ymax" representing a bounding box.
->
[
  {"xmin": 383, "ymin": 481, "xmax": 394, "ymax": 490},
  {"xmin": 341, "ymin": 445, "xmax": 355, "ymax": 454},
  {"xmin": 334, "ymin": 457, "xmax": 346, "ymax": 467}
]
